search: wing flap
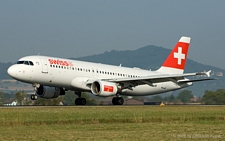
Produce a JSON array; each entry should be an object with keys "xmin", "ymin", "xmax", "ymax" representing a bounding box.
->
[{"xmin": 178, "ymin": 78, "xmax": 216, "ymax": 83}]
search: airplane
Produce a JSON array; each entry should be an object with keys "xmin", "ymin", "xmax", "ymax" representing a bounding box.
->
[{"xmin": 7, "ymin": 36, "xmax": 214, "ymax": 105}]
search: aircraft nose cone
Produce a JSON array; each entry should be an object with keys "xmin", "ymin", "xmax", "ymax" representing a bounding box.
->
[{"xmin": 7, "ymin": 65, "xmax": 17, "ymax": 78}]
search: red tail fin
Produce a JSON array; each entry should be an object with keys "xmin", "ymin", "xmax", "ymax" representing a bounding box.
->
[{"xmin": 157, "ymin": 36, "xmax": 191, "ymax": 74}]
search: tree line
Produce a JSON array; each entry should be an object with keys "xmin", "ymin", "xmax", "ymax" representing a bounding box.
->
[
  {"xmin": 149, "ymin": 89, "xmax": 225, "ymax": 105},
  {"xmin": 148, "ymin": 89, "xmax": 195, "ymax": 104},
  {"xmin": 1, "ymin": 89, "xmax": 225, "ymax": 106}
]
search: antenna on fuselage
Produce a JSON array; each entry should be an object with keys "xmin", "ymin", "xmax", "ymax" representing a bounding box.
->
[{"xmin": 119, "ymin": 64, "xmax": 122, "ymax": 67}]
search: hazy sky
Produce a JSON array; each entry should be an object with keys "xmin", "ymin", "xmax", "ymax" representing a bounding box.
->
[{"xmin": 1, "ymin": 0, "xmax": 225, "ymax": 69}]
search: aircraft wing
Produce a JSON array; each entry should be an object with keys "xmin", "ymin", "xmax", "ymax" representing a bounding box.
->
[{"xmin": 103, "ymin": 71, "xmax": 215, "ymax": 86}]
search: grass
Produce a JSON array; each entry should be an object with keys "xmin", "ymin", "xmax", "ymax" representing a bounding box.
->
[{"xmin": 0, "ymin": 106, "xmax": 225, "ymax": 140}]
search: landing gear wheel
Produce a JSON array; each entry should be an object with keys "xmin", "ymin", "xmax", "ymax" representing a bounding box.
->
[
  {"xmin": 112, "ymin": 97, "xmax": 124, "ymax": 105},
  {"xmin": 75, "ymin": 98, "xmax": 80, "ymax": 105},
  {"xmin": 75, "ymin": 98, "xmax": 86, "ymax": 105},
  {"xmin": 80, "ymin": 98, "xmax": 86, "ymax": 105},
  {"xmin": 112, "ymin": 97, "xmax": 117, "ymax": 105},
  {"xmin": 31, "ymin": 94, "xmax": 38, "ymax": 100},
  {"xmin": 117, "ymin": 97, "xmax": 124, "ymax": 105}
]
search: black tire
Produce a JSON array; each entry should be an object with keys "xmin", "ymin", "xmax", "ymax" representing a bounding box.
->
[
  {"xmin": 117, "ymin": 97, "xmax": 124, "ymax": 105},
  {"xmin": 75, "ymin": 98, "xmax": 80, "ymax": 105},
  {"xmin": 80, "ymin": 98, "xmax": 86, "ymax": 105},
  {"xmin": 112, "ymin": 97, "xmax": 117, "ymax": 105}
]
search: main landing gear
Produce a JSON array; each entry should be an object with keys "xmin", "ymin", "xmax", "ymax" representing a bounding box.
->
[
  {"xmin": 75, "ymin": 92, "xmax": 86, "ymax": 105},
  {"xmin": 112, "ymin": 97, "xmax": 124, "ymax": 105}
]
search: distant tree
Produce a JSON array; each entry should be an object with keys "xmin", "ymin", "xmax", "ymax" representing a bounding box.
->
[
  {"xmin": 0, "ymin": 91, "xmax": 4, "ymax": 106},
  {"xmin": 34, "ymin": 98, "xmax": 48, "ymax": 105},
  {"xmin": 34, "ymin": 96, "xmax": 63, "ymax": 106},
  {"xmin": 150, "ymin": 95, "xmax": 163, "ymax": 102},
  {"xmin": 99, "ymin": 100, "xmax": 104, "ymax": 105},
  {"xmin": 167, "ymin": 94, "xmax": 175, "ymax": 102},
  {"xmin": 177, "ymin": 90, "xmax": 193, "ymax": 104},
  {"xmin": 15, "ymin": 91, "xmax": 26, "ymax": 105},
  {"xmin": 202, "ymin": 89, "xmax": 225, "ymax": 105},
  {"xmin": 82, "ymin": 93, "xmax": 97, "ymax": 105},
  {"xmin": 63, "ymin": 91, "xmax": 77, "ymax": 105}
]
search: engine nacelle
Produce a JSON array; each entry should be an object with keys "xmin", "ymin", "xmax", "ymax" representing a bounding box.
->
[
  {"xmin": 36, "ymin": 85, "xmax": 65, "ymax": 99},
  {"xmin": 91, "ymin": 80, "xmax": 118, "ymax": 97}
]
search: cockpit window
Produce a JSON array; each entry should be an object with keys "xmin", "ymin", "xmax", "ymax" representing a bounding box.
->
[
  {"xmin": 29, "ymin": 61, "xmax": 34, "ymax": 66},
  {"xmin": 17, "ymin": 61, "xmax": 24, "ymax": 64},
  {"xmin": 17, "ymin": 60, "xmax": 34, "ymax": 66},
  {"xmin": 24, "ymin": 61, "xmax": 29, "ymax": 65}
]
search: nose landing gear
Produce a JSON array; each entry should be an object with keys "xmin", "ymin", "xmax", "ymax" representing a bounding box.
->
[{"xmin": 30, "ymin": 94, "xmax": 38, "ymax": 100}]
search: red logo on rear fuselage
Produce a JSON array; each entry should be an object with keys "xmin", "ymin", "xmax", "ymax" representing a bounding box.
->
[{"xmin": 48, "ymin": 59, "xmax": 74, "ymax": 66}]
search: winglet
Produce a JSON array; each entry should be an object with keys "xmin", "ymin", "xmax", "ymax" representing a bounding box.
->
[{"xmin": 206, "ymin": 70, "xmax": 211, "ymax": 77}]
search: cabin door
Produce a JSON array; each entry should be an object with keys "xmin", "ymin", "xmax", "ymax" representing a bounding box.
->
[{"xmin": 41, "ymin": 59, "xmax": 48, "ymax": 73}]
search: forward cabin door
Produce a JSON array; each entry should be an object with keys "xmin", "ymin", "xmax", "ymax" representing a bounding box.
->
[{"xmin": 41, "ymin": 58, "xmax": 48, "ymax": 73}]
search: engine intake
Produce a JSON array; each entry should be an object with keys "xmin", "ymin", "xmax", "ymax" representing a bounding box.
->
[
  {"xmin": 36, "ymin": 85, "xmax": 65, "ymax": 99},
  {"xmin": 91, "ymin": 80, "xmax": 118, "ymax": 96}
]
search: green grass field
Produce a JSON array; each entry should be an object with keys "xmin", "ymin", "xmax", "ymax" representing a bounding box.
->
[{"xmin": 0, "ymin": 106, "xmax": 224, "ymax": 141}]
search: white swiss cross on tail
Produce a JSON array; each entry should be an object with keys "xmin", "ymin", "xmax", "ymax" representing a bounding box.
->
[
  {"xmin": 174, "ymin": 47, "xmax": 185, "ymax": 65},
  {"xmin": 157, "ymin": 36, "xmax": 191, "ymax": 74}
]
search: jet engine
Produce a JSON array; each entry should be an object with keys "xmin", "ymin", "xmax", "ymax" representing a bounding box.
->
[
  {"xmin": 35, "ymin": 85, "xmax": 65, "ymax": 99},
  {"xmin": 91, "ymin": 80, "xmax": 118, "ymax": 96}
]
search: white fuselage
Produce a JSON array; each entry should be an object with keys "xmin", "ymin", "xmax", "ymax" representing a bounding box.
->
[{"xmin": 8, "ymin": 55, "xmax": 189, "ymax": 96}]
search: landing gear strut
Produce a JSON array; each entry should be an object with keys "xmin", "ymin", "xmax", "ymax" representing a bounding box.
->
[
  {"xmin": 31, "ymin": 83, "xmax": 39, "ymax": 100},
  {"xmin": 112, "ymin": 97, "xmax": 124, "ymax": 105},
  {"xmin": 75, "ymin": 92, "xmax": 86, "ymax": 105}
]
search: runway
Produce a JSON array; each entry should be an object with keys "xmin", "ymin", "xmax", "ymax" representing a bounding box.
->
[{"xmin": 1, "ymin": 104, "xmax": 225, "ymax": 108}]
